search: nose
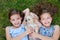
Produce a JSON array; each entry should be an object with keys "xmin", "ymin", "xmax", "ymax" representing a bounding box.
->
[
  {"xmin": 14, "ymin": 20, "xmax": 19, "ymax": 23},
  {"xmin": 45, "ymin": 19, "xmax": 48, "ymax": 22}
]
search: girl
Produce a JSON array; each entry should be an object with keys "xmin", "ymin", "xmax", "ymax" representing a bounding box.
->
[
  {"xmin": 6, "ymin": 9, "xmax": 33, "ymax": 40},
  {"xmin": 31, "ymin": 3, "xmax": 60, "ymax": 40}
]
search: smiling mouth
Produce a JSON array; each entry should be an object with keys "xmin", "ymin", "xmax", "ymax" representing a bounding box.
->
[
  {"xmin": 15, "ymin": 23, "xmax": 19, "ymax": 25},
  {"xmin": 45, "ymin": 22, "xmax": 50, "ymax": 24}
]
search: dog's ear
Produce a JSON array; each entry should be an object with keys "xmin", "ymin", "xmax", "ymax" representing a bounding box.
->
[
  {"xmin": 30, "ymin": 12, "xmax": 38, "ymax": 20},
  {"xmin": 23, "ymin": 8, "xmax": 30, "ymax": 14}
]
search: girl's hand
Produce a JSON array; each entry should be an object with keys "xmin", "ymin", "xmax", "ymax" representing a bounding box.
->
[
  {"xmin": 30, "ymin": 32, "xmax": 38, "ymax": 38},
  {"xmin": 26, "ymin": 26, "xmax": 34, "ymax": 35}
]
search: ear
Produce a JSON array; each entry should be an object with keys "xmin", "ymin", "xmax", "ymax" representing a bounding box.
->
[{"xmin": 23, "ymin": 8, "xmax": 30, "ymax": 14}]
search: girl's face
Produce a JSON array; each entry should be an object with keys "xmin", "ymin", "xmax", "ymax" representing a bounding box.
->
[
  {"xmin": 40, "ymin": 13, "xmax": 52, "ymax": 27},
  {"xmin": 10, "ymin": 14, "xmax": 22, "ymax": 28}
]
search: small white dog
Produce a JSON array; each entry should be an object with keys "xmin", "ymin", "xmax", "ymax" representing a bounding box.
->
[{"xmin": 23, "ymin": 8, "xmax": 41, "ymax": 40}]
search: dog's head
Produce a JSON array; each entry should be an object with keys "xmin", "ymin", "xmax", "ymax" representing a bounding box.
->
[{"xmin": 23, "ymin": 8, "xmax": 38, "ymax": 24}]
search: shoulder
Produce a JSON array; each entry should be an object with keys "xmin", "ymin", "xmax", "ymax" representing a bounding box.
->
[
  {"xmin": 5, "ymin": 26, "xmax": 12, "ymax": 31},
  {"xmin": 54, "ymin": 25, "xmax": 60, "ymax": 33},
  {"xmin": 54, "ymin": 25, "xmax": 60, "ymax": 30}
]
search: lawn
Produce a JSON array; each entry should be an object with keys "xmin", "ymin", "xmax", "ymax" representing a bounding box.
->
[{"xmin": 0, "ymin": 0, "xmax": 60, "ymax": 40}]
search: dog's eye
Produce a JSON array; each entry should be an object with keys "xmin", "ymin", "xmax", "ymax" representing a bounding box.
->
[
  {"xmin": 25, "ymin": 20, "xmax": 27, "ymax": 22},
  {"xmin": 28, "ymin": 19, "xmax": 30, "ymax": 21}
]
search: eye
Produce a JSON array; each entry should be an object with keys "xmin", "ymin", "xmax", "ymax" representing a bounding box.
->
[
  {"xmin": 11, "ymin": 19, "xmax": 15, "ymax": 21},
  {"xmin": 25, "ymin": 20, "xmax": 27, "ymax": 22},
  {"xmin": 17, "ymin": 18, "xmax": 20, "ymax": 20},
  {"xmin": 47, "ymin": 17, "xmax": 51, "ymax": 19}
]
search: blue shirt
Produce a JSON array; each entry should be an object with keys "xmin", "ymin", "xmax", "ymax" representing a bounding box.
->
[
  {"xmin": 9, "ymin": 24, "xmax": 28, "ymax": 40},
  {"xmin": 39, "ymin": 25, "xmax": 55, "ymax": 37}
]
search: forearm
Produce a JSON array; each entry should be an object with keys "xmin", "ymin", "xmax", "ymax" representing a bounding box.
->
[
  {"xmin": 12, "ymin": 31, "xmax": 28, "ymax": 40},
  {"xmin": 37, "ymin": 34, "xmax": 56, "ymax": 40},
  {"xmin": 6, "ymin": 37, "xmax": 12, "ymax": 40}
]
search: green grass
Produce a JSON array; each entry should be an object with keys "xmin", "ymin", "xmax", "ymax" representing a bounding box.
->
[
  {"xmin": 0, "ymin": 28, "xmax": 6, "ymax": 40},
  {"xmin": 0, "ymin": 0, "xmax": 60, "ymax": 40}
]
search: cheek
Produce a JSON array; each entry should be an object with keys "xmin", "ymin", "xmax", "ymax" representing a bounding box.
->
[
  {"xmin": 19, "ymin": 20, "xmax": 21, "ymax": 23},
  {"xmin": 40, "ymin": 20, "xmax": 45, "ymax": 24},
  {"xmin": 10, "ymin": 21, "xmax": 15, "ymax": 25},
  {"xmin": 11, "ymin": 21, "xmax": 15, "ymax": 23},
  {"xmin": 18, "ymin": 19, "xmax": 22, "ymax": 23},
  {"xmin": 48, "ymin": 18, "xmax": 52, "ymax": 22}
]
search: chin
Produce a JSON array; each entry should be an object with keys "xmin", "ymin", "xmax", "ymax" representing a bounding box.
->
[
  {"xmin": 15, "ymin": 25, "xmax": 20, "ymax": 28},
  {"xmin": 43, "ymin": 24, "xmax": 50, "ymax": 27},
  {"xmin": 45, "ymin": 25, "xmax": 50, "ymax": 27}
]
